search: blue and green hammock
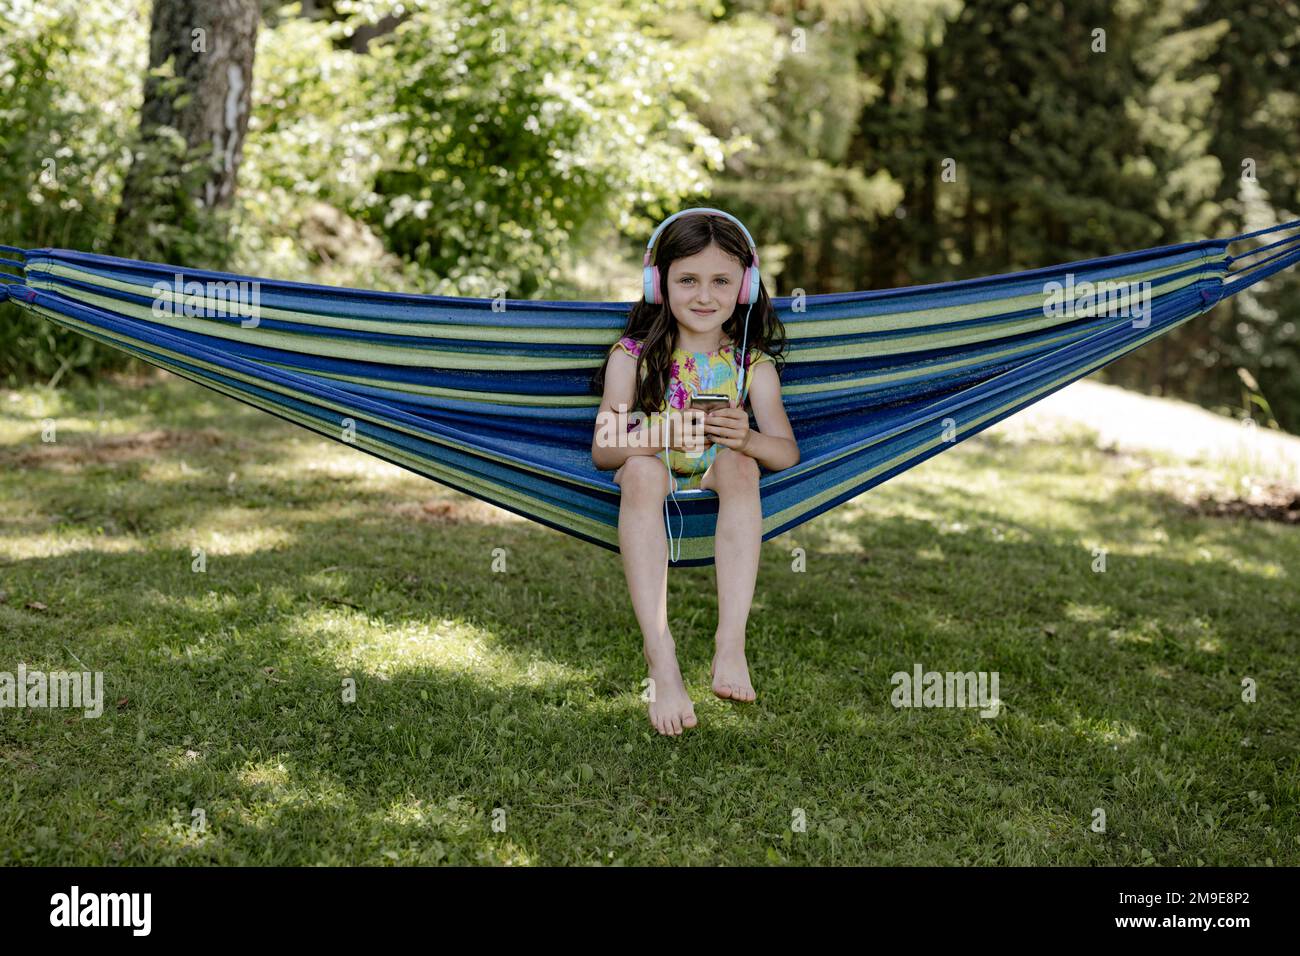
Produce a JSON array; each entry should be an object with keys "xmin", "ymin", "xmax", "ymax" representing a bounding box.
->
[{"xmin": 2, "ymin": 219, "xmax": 1298, "ymax": 566}]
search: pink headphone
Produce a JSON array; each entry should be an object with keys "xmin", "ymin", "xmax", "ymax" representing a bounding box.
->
[{"xmin": 642, "ymin": 207, "xmax": 761, "ymax": 305}]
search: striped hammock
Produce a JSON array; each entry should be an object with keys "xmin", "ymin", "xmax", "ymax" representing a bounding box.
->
[{"xmin": 2, "ymin": 220, "xmax": 1298, "ymax": 566}]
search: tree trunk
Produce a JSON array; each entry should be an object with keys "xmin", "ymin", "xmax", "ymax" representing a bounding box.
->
[
  {"xmin": 113, "ymin": 0, "xmax": 259, "ymax": 250},
  {"xmin": 347, "ymin": 11, "xmax": 412, "ymax": 53},
  {"xmin": 919, "ymin": 44, "xmax": 938, "ymax": 270}
]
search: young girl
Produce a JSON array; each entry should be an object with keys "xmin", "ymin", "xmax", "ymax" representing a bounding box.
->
[{"xmin": 590, "ymin": 208, "xmax": 799, "ymax": 736}]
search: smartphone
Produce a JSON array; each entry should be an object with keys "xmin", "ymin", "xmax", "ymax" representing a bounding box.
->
[{"xmin": 688, "ymin": 392, "xmax": 730, "ymax": 413}]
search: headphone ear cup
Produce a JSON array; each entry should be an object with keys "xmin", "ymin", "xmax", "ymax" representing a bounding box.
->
[
  {"xmin": 643, "ymin": 266, "xmax": 659, "ymax": 304},
  {"xmin": 737, "ymin": 266, "xmax": 759, "ymax": 305}
]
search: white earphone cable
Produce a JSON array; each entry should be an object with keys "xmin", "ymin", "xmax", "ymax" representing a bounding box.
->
[{"xmin": 662, "ymin": 451, "xmax": 682, "ymax": 563}]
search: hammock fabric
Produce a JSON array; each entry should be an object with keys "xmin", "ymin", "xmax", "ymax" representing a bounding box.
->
[{"xmin": 2, "ymin": 220, "xmax": 1298, "ymax": 567}]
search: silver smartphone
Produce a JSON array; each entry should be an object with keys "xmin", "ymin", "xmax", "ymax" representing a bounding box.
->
[{"xmin": 688, "ymin": 392, "xmax": 730, "ymax": 413}]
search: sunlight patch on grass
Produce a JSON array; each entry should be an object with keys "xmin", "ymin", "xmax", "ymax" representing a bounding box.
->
[
  {"xmin": 811, "ymin": 523, "xmax": 868, "ymax": 555},
  {"xmin": 1063, "ymin": 602, "xmax": 1112, "ymax": 624},
  {"xmin": 140, "ymin": 459, "xmax": 207, "ymax": 483},
  {"xmin": 139, "ymin": 810, "xmax": 216, "ymax": 852},
  {"xmin": 523, "ymin": 658, "xmax": 584, "ymax": 689},
  {"xmin": 981, "ymin": 417, "xmax": 1104, "ymax": 450},
  {"xmin": 0, "ymin": 388, "xmax": 73, "ymax": 426},
  {"xmin": 1097, "ymin": 535, "xmax": 1279, "ymax": 580},
  {"xmin": 158, "ymin": 514, "xmax": 296, "ymax": 555},
  {"xmin": 185, "ymin": 588, "xmax": 246, "ymax": 614},
  {"xmin": 844, "ymin": 492, "xmax": 942, "ymax": 527},
  {"xmin": 0, "ymin": 532, "xmax": 144, "ymax": 560},
  {"xmin": 1106, "ymin": 623, "xmax": 1154, "ymax": 646},
  {"xmin": 237, "ymin": 760, "xmax": 292, "ymax": 791},
  {"xmin": 226, "ymin": 764, "xmax": 356, "ymax": 832},
  {"xmin": 164, "ymin": 746, "xmax": 209, "ymax": 771},
  {"xmin": 151, "ymin": 631, "xmax": 234, "ymax": 665},
  {"xmin": 369, "ymin": 795, "xmax": 532, "ymax": 864},
  {"xmin": 269, "ymin": 438, "xmax": 414, "ymax": 490},
  {"xmin": 1070, "ymin": 714, "xmax": 1140, "ymax": 747},
  {"xmin": 380, "ymin": 794, "xmax": 481, "ymax": 835},
  {"xmin": 302, "ymin": 566, "xmax": 358, "ymax": 589},
  {"xmin": 1152, "ymin": 547, "xmax": 1288, "ymax": 580},
  {"xmin": 287, "ymin": 610, "xmax": 531, "ymax": 682},
  {"xmin": 1210, "ymin": 441, "xmax": 1299, "ymax": 487},
  {"xmin": 1171, "ymin": 615, "xmax": 1222, "ymax": 651},
  {"xmin": 921, "ymin": 473, "xmax": 981, "ymax": 496},
  {"xmin": 1225, "ymin": 555, "xmax": 1288, "ymax": 579},
  {"xmin": 270, "ymin": 610, "xmax": 599, "ymax": 694}
]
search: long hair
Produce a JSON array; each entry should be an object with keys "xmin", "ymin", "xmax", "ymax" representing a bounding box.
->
[{"xmin": 590, "ymin": 210, "xmax": 788, "ymax": 416}]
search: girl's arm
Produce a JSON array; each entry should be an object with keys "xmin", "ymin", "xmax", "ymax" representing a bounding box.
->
[
  {"xmin": 705, "ymin": 361, "xmax": 800, "ymax": 472},
  {"xmin": 591, "ymin": 349, "xmax": 703, "ymax": 470}
]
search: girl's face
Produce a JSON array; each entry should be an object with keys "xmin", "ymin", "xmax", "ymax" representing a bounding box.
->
[{"xmin": 665, "ymin": 242, "xmax": 745, "ymax": 342}]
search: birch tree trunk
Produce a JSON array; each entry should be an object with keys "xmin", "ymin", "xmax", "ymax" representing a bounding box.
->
[{"xmin": 113, "ymin": 0, "xmax": 259, "ymax": 256}]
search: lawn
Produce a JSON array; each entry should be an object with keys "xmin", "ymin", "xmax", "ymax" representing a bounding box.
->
[{"xmin": 1, "ymin": 370, "xmax": 1296, "ymax": 865}]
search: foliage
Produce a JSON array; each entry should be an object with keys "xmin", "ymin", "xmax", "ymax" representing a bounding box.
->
[
  {"xmin": 356, "ymin": 0, "xmax": 752, "ymax": 297},
  {"xmin": 0, "ymin": 0, "xmax": 1297, "ymax": 427},
  {"xmin": 0, "ymin": 0, "xmax": 149, "ymax": 384}
]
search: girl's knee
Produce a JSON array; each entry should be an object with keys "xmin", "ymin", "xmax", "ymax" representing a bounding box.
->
[
  {"xmin": 713, "ymin": 448, "xmax": 759, "ymax": 491},
  {"xmin": 616, "ymin": 455, "xmax": 672, "ymax": 498}
]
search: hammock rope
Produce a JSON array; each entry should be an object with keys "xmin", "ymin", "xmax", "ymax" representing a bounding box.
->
[{"xmin": 1, "ymin": 220, "xmax": 1298, "ymax": 566}]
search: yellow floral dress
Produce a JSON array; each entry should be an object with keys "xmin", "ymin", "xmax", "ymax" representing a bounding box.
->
[{"xmin": 613, "ymin": 335, "xmax": 773, "ymax": 491}]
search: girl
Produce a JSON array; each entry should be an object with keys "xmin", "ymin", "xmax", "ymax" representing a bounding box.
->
[{"xmin": 590, "ymin": 208, "xmax": 799, "ymax": 736}]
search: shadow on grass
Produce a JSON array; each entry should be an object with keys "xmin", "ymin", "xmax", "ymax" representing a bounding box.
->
[{"xmin": 2, "ymin": 381, "xmax": 1297, "ymax": 864}]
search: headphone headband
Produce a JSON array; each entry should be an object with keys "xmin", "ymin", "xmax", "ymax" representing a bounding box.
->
[{"xmin": 642, "ymin": 207, "xmax": 758, "ymax": 268}]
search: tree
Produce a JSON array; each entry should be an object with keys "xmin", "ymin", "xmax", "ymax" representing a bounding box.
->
[{"xmin": 112, "ymin": 0, "xmax": 260, "ymax": 266}]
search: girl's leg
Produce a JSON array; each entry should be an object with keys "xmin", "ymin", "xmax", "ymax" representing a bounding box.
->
[
  {"xmin": 614, "ymin": 456, "xmax": 697, "ymax": 735},
  {"xmin": 699, "ymin": 447, "xmax": 761, "ymax": 701}
]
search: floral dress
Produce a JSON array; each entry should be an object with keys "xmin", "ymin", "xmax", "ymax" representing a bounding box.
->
[{"xmin": 612, "ymin": 336, "xmax": 774, "ymax": 491}]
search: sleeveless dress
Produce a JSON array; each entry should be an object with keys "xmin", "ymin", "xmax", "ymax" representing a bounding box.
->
[{"xmin": 612, "ymin": 335, "xmax": 773, "ymax": 491}]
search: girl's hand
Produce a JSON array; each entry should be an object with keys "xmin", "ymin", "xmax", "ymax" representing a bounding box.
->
[
  {"xmin": 669, "ymin": 408, "xmax": 710, "ymax": 457},
  {"xmin": 704, "ymin": 401, "xmax": 752, "ymax": 453}
]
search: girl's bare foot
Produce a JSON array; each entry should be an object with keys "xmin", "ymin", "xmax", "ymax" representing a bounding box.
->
[
  {"xmin": 643, "ymin": 642, "xmax": 698, "ymax": 735},
  {"xmin": 711, "ymin": 645, "xmax": 756, "ymax": 702}
]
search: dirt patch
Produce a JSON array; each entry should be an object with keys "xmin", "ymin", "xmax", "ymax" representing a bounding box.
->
[
  {"xmin": 101, "ymin": 366, "xmax": 170, "ymax": 389},
  {"xmin": 386, "ymin": 497, "xmax": 521, "ymax": 526},
  {"xmin": 4, "ymin": 427, "xmax": 231, "ymax": 468},
  {"xmin": 1184, "ymin": 481, "xmax": 1300, "ymax": 524}
]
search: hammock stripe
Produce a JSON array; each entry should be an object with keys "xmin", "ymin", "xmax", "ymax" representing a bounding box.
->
[{"xmin": 2, "ymin": 221, "xmax": 1298, "ymax": 566}]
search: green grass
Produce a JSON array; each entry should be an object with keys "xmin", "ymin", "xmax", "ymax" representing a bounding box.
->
[{"xmin": 0, "ymin": 372, "xmax": 1296, "ymax": 866}]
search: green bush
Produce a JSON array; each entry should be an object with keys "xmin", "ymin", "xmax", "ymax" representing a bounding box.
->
[{"xmin": 0, "ymin": 0, "xmax": 144, "ymax": 384}]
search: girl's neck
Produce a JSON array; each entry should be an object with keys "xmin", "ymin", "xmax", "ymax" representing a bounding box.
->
[{"xmin": 673, "ymin": 328, "xmax": 731, "ymax": 354}]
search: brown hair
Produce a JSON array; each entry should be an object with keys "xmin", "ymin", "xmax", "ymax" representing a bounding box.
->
[{"xmin": 590, "ymin": 210, "xmax": 788, "ymax": 415}]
